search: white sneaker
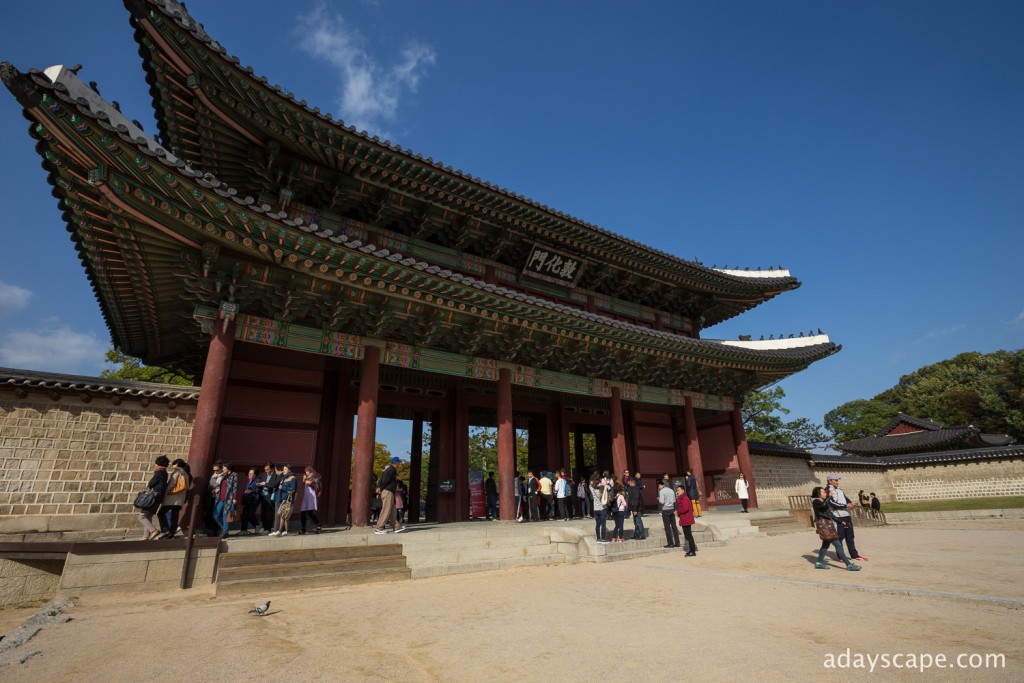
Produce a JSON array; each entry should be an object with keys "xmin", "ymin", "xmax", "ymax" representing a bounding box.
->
[
  {"xmin": 394, "ymin": 526, "xmax": 407, "ymax": 533},
  {"xmin": 280, "ymin": 531, "xmax": 288, "ymax": 536},
  {"xmin": 374, "ymin": 528, "xmax": 389, "ymax": 535},
  {"xmin": 269, "ymin": 531, "xmax": 280, "ymax": 536}
]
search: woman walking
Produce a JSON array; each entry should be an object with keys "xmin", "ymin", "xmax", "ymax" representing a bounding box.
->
[
  {"xmin": 300, "ymin": 466, "xmax": 322, "ymax": 534},
  {"xmin": 137, "ymin": 456, "xmax": 169, "ymax": 541},
  {"xmin": 812, "ymin": 486, "xmax": 861, "ymax": 571},
  {"xmin": 158, "ymin": 458, "xmax": 189, "ymax": 538}
]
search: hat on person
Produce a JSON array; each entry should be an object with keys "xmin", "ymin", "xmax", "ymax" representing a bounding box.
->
[
  {"xmin": 826, "ymin": 474, "xmax": 841, "ymax": 481},
  {"xmin": 391, "ymin": 457, "xmax": 401, "ymax": 463}
]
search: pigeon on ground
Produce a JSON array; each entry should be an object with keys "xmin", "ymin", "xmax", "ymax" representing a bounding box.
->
[{"xmin": 249, "ymin": 601, "xmax": 271, "ymax": 616}]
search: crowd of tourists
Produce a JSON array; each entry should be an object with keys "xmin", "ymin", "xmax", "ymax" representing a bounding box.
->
[
  {"xmin": 136, "ymin": 456, "xmax": 872, "ymax": 573},
  {"xmin": 134, "ymin": 456, "xmax": 326, "ymax": 540},
  {"xmin": 510, "ymin": 468, "xmax": 702, "ymax": 555}
]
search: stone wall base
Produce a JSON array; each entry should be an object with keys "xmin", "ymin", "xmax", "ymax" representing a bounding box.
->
[{"xmin": 0, "ymin": 558, "xmax": 64, "ymax": 607}]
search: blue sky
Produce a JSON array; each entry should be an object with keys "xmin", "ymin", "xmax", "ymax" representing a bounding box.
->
[{"xmin": 1, "ymin": 1, "xmax": 1021, "ymax": 456}]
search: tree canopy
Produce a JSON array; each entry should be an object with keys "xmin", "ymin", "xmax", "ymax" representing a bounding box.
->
[
  {"xmin": 826, "ymin": 350, "xmax": 1023, "ymax": 446},
  {"xmin": 100, "ymin": 348, "xmax": 194, "ymax": 385}
]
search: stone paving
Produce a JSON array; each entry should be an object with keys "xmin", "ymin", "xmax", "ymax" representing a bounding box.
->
[{"xmin": 1, "ymin": 517, "xmax": 1020, "ymax": 681}]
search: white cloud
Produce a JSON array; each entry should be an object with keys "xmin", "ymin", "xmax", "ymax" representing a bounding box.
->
[
  {"xmin": 0, "ymin": 324, "xmax": 107, "ymax": 373},
  {"xmin": 0, "ymin": 281, "xmax": 32, "ymax": 317},
  {"xmin": 295, "ymin": 3, "xmax": 436, "ymax": 137},
  {"xmin": 1015, "ymin": 309, "xmax": 1024, "ymax": 325}
]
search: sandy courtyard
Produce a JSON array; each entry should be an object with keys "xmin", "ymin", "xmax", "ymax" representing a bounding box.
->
[{"xmin": 1, "ymin": 519, "xmax": 1021, "ymax": 682}]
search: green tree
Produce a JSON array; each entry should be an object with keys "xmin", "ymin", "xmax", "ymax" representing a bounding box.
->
[
  {"xmin": 825, "ymin": 350, "xmax": 1024, "ymax": 446},
  {"xmin": 824, "ymin": 399, "xmax": 898, "ymax": 444},
  {"xmin": 100, "ymin": 348, "xmax": 194, "ymax": 385},
  {"xmin": 742, "ymin": 387, "xmax": 790, "ymax": 443}
]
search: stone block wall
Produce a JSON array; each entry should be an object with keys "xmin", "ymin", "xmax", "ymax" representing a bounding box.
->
[
  {"xmin": 0, "ymin": 557, "xmax": 63, "ymax": 606},
  {"xmin": 749, "ymin": 455, "xmax": 819, "ymax": 509},
  {"xmin": 887, "ymin": 458, "xmax": 1024, "ymax": 501},
  {"xmin": 0, "ymin": 393, "xmax": 195, "ymax": 536},
  {"xmin": 58, "ymin": 546, "xmax": 217, "ymax": 596},
  {"xmin": 809, "ymin": 466, "xmax": 895, "ymax": 502}
]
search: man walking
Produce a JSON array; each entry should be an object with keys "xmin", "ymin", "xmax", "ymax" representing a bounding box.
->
[
  {"xmin": 525, "ymin": 470, "xmax": 540, "ymax": 522},
  {"xmin": 374, "ymin": 457, "xmax": 406, "ymax": 534},
  {"xmin": 658, "ymin": 479, "xmax": 680, "ymax": 548},
  {"xmin": 826, "ymin": 474, "xmax": 866, "ymax": 561},
  {"xmin": 555, "ymin": 470, "xmax": 571, "ymax": 521}
]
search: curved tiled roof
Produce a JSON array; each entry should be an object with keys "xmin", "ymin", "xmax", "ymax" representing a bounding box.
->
[
  {"xmin": 126, "ymin": 0, "xmax": 803, "ymax": 309},
  {"xmin": 0, "ymin": 62, "xmax": 840, "ymax": 384},
  {"xmin": 0, "ymin": 367, "xmax": 198, "ymax": 402},
  {"xmin": 810, "ymin": 446, "xmax": 1024, "ymax": 468},
  {"xmin": 840, "ymin": 412, "xmax": 1015, "ymax": 456}
]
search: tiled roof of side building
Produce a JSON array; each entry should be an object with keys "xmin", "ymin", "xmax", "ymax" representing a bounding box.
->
[
  {"xmin": 810, "ymin": 445, "xmax": 1024, "ymax": 468},
  {"xmin": 126, "ymin": 0, "xmax": 801, "ymax": 298},
  {"xmin": 840, "ymin": 427, "xmax": 977, "ymax": 456},
  {"xmin": 0, "ymin": 367, "xmax": 199, "ymax": 401}
]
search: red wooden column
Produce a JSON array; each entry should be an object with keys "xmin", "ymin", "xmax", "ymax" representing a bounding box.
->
[
  {"xmin": 730, "ymin": 407, "xmax": 759, "ymax": 508},
  {"xmin": 408, "ymin": 412, "xmax": 424, "ymax": 524},
  {"xmin": 683, "ymin": 398, "xmax": 707, "ymax": 509},
  {"xmin": 186, "ymin": 318, "xmax": 235, "ymax": 515},
  {"xmin": 350, "ymin": 345, "xmax": 381, "ymax": 527},
  {"xmin": 453, "ymin": 387, "xmax": 470, "ymax": 521},
  {"xmin": 327, "ymin": 372, "xmax": 354, "ymax": 526},
  {"xmin": 610, "ymin": 387, "xmax": 628, "ymax": 477},
  {"xmin": 496, "ymin": 368, "xmax": 515, "ymax": 520}
]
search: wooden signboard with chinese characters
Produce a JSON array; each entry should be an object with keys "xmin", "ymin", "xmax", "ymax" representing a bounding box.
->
[{"xmin": 522, "ymin": 244, "xmax": 584, "ymax": 287}]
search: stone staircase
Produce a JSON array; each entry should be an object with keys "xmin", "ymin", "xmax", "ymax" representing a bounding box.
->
[
  {"xmin": 215, "ymin": 544, "xmax": 411, "ymax": 597},
  {"xmin": 751, "ymin": 510, "xmax": 811, "ymax": 536},
  {"xmin": 397, "ymin": 526, "xmax": 567, "ymax": 578}
]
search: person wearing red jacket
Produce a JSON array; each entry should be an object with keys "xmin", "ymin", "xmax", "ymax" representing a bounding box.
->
[{"xmin": 675, "ymin": 485, "xmax": 697, "ymax": 557}]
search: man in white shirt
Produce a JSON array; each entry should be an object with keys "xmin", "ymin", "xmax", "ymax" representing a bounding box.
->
[{"xmin": 658, "ymin": 480, "xmax": 680, "ymax": 548}]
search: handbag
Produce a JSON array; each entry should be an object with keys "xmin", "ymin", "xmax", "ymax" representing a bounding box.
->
[
  {"xmin": 133, "ymin": 489, "xmax": 158, "ymax": 510},
  {"xmin": 815, "ymin": 516, "xmax": 839, "ymax": 541}
]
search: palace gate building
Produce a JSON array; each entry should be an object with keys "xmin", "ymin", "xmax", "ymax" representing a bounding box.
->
[{"xmin": 0, "ymin": 0, "xmax": 838, "ymax": 526}]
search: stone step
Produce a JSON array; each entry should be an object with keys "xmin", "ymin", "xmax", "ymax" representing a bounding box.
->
[
  {"xmin": 216, "ymin": 566, "xmax": 411, "ymax": 597},
  {"xmin": 410, "ymin": 553, "xmax": 566, "ymax": 579},
  {"xmin": 218, "ymin": 555, "xmax": 409, "ymax": 582},
  {"xmin": 219, "ymin": 544, "xmax": 402, "ymax": 567},
  {"xmin": 593, "ymin": 539, "xmax": 729, "ymax": 563},
  {"xmin": 402, "ymin": 541, "xmax": 559, "ymax": 566}
]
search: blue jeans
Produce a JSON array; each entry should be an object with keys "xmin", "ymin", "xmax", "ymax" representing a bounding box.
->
[
  {"xmin": 594, "ymin": 509, "xmax": 608, "ymax": 540},
  {"xmin": 580, "ymin": 496, "xmax": 591, "ymax": 517},
  {"xmin": 819, "ymin": 538, "xmax": 851, "ymax": 565},
  {"xmin": 631, "ymin": 511, "xmax": 645, "ymax": 538},
  {"xmin": 214, "ymin": 500, "xmax": 229, "ymax": 537},
  {"xmin": 613, "ymin": 511, "xmax": 626, "ymax": 539}
]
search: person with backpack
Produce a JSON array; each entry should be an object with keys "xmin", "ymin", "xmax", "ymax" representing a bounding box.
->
[
  {"xmin": 137, "ymin": 455, "xmax": 169, "ymax": 541},
  {"xmin": 555, "ymin": 470, "xmax": 571, "ymax": 521},
  {"xmin": 626, "ymin": 477, "xmax": 645, "ymax": 540},
  {"xmin": 685, "ymin": 469, "xmax": 702, "ymax": 518},
  {"xmin": 658, "ymin": 479, "xmax": 680, "ymax": 548},
  {"xmin": 589, "ymin": 473, "xmax": 610, "ymax": 544},
  {"xmin": 577, "ymin": 476, "xmax": 591, "ymax": 519},
  {"xmin": 214, "ymin": 461, "xmax": 239, "ymax": 539},
  {"xmin": 158, "ymin": 458, "xmax": 189, "ymax": 539},
  {"xmin": 611, "ymin": 483, "xmax": 629, "ymax": 542}
]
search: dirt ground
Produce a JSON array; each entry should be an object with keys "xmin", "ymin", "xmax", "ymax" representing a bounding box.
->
[{"xmin": 2, "ymin": 519, "xmax": 1021, "ymax": 682}]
